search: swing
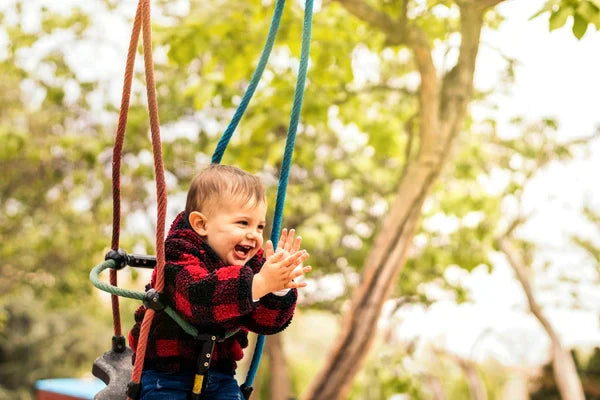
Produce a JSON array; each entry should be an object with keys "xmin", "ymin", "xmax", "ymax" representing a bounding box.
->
[{"xmin": 89, "ymin": 0, "xmax": 313, "ymax": 399}]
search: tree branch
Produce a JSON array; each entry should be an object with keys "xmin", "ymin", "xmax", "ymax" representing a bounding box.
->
[
  {"xmin": 332, "ymin": 0, "xmax": 439, "ymax": 158},
  {"xmin": 497, "ymin": 236, "xmax": 558, "ymax": 341},
  {"xmin": 334, "ymin": 0, "xmax": 401, "ymax": 38},
  {"xmin": 457, "ymin": 0, "xmax": 510, "ymax": 12},
  {"xmin": 332, "ymin": 83, "xmax": 416, "ymax": 106},
  {"xmin": 438, "ymin": 2, "xmax": 486, "ymax": 146},
  {"xmin": 497, "ymin": 232, "xmax": 586, "ymax": 400},
  {"xmin": 333, "ymin": 0, "xmax": 427, "ymax": 48}
]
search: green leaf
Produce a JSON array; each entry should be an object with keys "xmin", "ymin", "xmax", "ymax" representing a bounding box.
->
[
  {"xmin": 530, "ymin": 0, "xmax": 559, "ymax": 20},
  {"xmin": 572, "ymin": 13, "xmax": 589, "ymax": 38},
  {"xmin": 549, "ymin": 6, "xmax": 572, "ymax": 31},
  {"xmin": 577, "ymin": 1, "xmax": 599, "ymax": 21}
]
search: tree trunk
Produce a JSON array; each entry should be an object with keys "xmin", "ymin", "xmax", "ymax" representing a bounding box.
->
[
  {"xmin": 301, "ymin": 2, "xmax": 495, "ymax": 399},
  {"xmin": 499, "ymin": 238, "xmax": 585, "ymax": 400},
  {"xmin": 265, "ymin": 334, "xmax": 292, "ymax": 400}
]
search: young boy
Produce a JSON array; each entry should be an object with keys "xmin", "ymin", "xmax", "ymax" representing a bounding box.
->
[{"xmin": 129, "ymin": 164, "xmax": 311, "ymax": 400}]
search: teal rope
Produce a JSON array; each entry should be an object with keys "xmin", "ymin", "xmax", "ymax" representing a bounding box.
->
[
  {"xmin": 90, "ymin": 261, "xmax": 239, "ymax": 339},
  {"xmin": 244, "ymin": 0, "xmax": 313, "ymax": 388},
  {"xmin": 90, "ymin": 261, "xmax": 144, "ymax": 301},
  {"xmin": 211, "ymin": 0, "xmax": 287, "ymax": 164}
]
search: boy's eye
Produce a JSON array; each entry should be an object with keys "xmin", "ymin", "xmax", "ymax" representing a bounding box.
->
[
  {"xmin": 237, "ymin": 221, "xmax": 248, "ymax": 226},
  {"xmin": 258, "ymin": 224, "xmax": 265, "ymax": 230}
]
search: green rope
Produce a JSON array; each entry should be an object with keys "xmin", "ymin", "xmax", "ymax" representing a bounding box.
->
[
  {"xmin": 90, "ymin": 261, "xmax": 143, "ymax": 301},
  {"xmin": 90, "ymin": 260, "xmax": 238, "ymax": 339}
]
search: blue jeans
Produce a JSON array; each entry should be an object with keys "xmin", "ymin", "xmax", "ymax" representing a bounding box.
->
[{"xmin": 140, "ymin": 369, "xmax": 244, "ymax": 400}]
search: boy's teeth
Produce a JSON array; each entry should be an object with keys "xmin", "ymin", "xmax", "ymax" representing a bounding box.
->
[{"xmin": 235, "ymin": 245, "xmax": 252, "ymax": 254}]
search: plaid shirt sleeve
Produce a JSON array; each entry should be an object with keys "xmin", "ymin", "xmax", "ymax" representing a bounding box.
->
[
  {"xmin": 163, "ymin": 235, "xmax": 257, "ymax": 329},
  {"xmin": 238, "ymin": 249, "xmax": 298, "ymax": 335}
]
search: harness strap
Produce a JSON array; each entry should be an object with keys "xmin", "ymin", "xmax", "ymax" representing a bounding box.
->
[{"xmin": 190, "ymin": 338, "xmax": 217, "ymax": 400}]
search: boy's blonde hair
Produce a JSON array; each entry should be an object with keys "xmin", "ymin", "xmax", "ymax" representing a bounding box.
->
[{"xmin": 185, "ymin": 164, "xmax": 266, "ymax": 215}]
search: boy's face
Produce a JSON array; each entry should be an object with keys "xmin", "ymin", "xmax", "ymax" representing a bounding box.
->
[{"xmin": 195, "ymin": 197, "xmax": 267, "ymax": 266}]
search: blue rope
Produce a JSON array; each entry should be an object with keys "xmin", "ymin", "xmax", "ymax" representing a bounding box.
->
[
  {"xmin": 211, "ymin": 0, "xmax": 287, "ymax": 164},
  {"xmin": 208, "ymin": 0, "xmax": 313, "ymax": 390},
  {"xmin": 245, "ymin": 0, "xmax": 313, "ymax": 388}
]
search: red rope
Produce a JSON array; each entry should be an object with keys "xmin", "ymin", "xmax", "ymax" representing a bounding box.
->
[
  {"xmin": 109, "ymin": 0, "xmax": 167, "ymax": 396},
  {"xmin": 141, "ymin": 0, "xmax": 167, "ymax": 295},
  {"xmin": 109, "ymin": 0, "xmax": 143, "ymax": 338},
  {"xmin": 131, "ymin": 0, "xmax": 168, "ymax": 396}
]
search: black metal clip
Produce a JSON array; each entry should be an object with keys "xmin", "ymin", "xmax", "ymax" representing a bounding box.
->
[
  {"xmin": 111, "ymin": 335, "xmax": 126, "ymax": 353},
  {"xmin": 127, "ymin": 253, "xmax": 157, "ymax": 269},
  {"xmin": 240, "ymin": 383, "xmax": 254, "ymax": 399},
  {"xmin": 105, "ymin": 249, "xmax": 157, "ymax": 270},
  {"xmin": 143, "ymin": 288, "xmax": 165, "ymax": 311},
  {"xmin": 104, "ymin": 249, "xmax": 129, "ymax": 270}
]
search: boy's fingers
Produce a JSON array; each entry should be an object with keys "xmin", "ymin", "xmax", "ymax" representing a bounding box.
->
[
  {"xmin": 265, "ymin": 240, "xmax": 274, "ymax": 258},
  {"xmin": 292, "ymin": 236, "xmax": 302, "ymax": 253},
  {"xmin": 284, "ymin": 229, "xmax": 295, "ymax": 251},
  {"xmin": 277, "ymin": 229, "xmax": 288, "ymax": 250},
  {"xmin": 285, "ymin": 281, "xmax": 308, "ymax": 289},
  {"xmin": 280, "ymin": 251, "xmax": 309, "ymax": 270},
  {"xmin": 292, "ymin": 265, "xmax": 311, "ymax": 279},
  {"xmin": 270, "ymin": 249, "xmax": 286, "ymax": 262}
]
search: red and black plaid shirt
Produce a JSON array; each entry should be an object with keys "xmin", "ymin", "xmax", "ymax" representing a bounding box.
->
[{"xmin": 128, "ymin": 212, "xmax": 297, "ymax": 373}]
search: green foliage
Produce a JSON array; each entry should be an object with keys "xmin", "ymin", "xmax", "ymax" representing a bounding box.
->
[
  {"xmin": 350, "ymin": 351, "xmax": 426, "ymax": 399},
  {"xmin": 534, "ymin": 0, "xmax": 600, "ymax": 38},
  {"xmin": 572, "ymin": 206, "xmax": 600, "ymax": 269},
  {"xmin": 0, "ymin": 290, "xmax": 110, "ymax": 400},
  {"xmin": 401, "ymin": 112, "xmax": 588, "ymax": 303}
]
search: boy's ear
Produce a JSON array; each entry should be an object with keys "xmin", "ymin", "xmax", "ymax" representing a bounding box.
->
[{"xmin": 188, "ymin": 211, "xmax": 208, "ymax": 236}]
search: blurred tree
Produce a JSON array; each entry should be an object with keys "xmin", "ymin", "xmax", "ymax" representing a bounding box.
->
[
  {"xmin": 0, "ymin": 2, "xmax": 154, "ymax": 398},
  {"xmin": 490, "ymin": 120, "xmax": 598, "ymax": 400},
  {"xmin": 531, "ymin": 348, "xmax": 600, "ymax": 399},
  {"xmin": 394, "ymin": 114, "xmax": 597, "ymax": 399}
]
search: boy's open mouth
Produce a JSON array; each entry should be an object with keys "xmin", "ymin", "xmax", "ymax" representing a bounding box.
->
[{"xmin": 234, "ymin": 244, "xmax": 253, "ymax": 257}]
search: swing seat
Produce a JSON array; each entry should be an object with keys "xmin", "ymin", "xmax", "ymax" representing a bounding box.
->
[{"xmin": 92, "ymin": 346, "xmax": 133, "ymax": 400}]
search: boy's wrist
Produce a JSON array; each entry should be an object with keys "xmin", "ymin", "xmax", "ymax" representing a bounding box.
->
[{"xmin": 252, "ymin": 273, "xmax": 268, "ymax": 300}]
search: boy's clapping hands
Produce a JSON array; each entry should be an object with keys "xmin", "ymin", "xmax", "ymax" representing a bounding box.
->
[{"xmin": 252, "ymin": 229, "xmax": 311, "ymax": 299}]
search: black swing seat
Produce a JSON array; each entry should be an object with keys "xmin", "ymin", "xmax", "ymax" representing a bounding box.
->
[{"xmin": 92, "ymin": 346, "xmax": 133, "ymax": 400}]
